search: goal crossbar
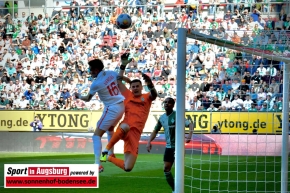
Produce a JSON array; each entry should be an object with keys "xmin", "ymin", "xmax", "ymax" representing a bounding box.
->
[{"xmin": 186, "ymin": 31, "xmax": 290, "ymax": 63}]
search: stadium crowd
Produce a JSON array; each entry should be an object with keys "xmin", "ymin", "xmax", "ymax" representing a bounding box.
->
[{"xmin": 0, "ymin": 0, "xmax": 289, "ymax": 112}]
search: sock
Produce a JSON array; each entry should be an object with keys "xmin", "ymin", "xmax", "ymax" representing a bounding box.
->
[
  {"xmin": 106, "ymin": 127, "xmax": 125, "ymax": 151},
  {"xmin": 108, "ymin": 155, "xmax": 124, "ymax": 170},
  {"xmin": 164, "ymin": 171, "xmax": 174, "ymax": 191},
  {"xmin": 106, "ymin": 130, "xmax": 114, "ymax": 155},
  {"xmin": 92, "ymin": 135, "xmax": 102, "ymax": 165}
]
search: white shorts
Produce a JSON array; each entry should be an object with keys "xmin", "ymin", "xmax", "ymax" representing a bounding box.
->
[{"xmin": 97, "ymin": 102, "xmax": 125, "ymax": 131}]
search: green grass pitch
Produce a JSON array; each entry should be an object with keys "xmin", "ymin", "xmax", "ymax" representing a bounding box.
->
[{"xmin": 0, "ymin": 153, "xmax": 289, "ymax": 193}]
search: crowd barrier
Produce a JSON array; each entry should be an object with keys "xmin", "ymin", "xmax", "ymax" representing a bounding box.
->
[{"xmin": 0, "ymin": 111, "xmax": 287, "ymax": 134}]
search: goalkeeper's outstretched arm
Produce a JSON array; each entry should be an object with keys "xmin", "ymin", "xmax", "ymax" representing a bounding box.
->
[
  {"xmin": 117, "ymin": 53, "xmax": 131, "ymax": 93},
  {"xmin": 141, "ymin": 73, "xmax": 157, "ymax": 100}
]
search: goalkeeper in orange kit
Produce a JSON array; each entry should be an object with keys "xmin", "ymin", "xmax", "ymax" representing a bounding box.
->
[{"xmin": 100, "ymin": 53, "xmax": 157, "ymax": 172}]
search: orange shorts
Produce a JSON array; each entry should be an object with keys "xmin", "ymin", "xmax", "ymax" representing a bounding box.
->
[{"xmin": 122, "ymin": 127, "xmax": 141, "ymax": 156}]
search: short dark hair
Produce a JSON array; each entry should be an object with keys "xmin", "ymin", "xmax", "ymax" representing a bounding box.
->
[
  {"xmin": 166, "ymin": 97, "xmax": 175, "ymax": 106},
  {"xmin": 88, "ymin": 59, "xmax": 104, "ymax": 71},
  {"xmin": 130, "ymin": 79, "xmax": 142, "ymax": 85}
]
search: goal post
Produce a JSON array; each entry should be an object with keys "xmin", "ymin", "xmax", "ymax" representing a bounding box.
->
[
  {"xmin": 176, "ymin": 28, "xmax": 187, "ymax": 193},
  {"xmin": 175, "ymin": 28, "xmax": 289, "ymax": 193},
  {"xmin": 281, "ymin": 63, "xmax": 289, "ymax": 193}
]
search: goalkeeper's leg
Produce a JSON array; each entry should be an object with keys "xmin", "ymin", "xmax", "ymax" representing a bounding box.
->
[
  {"xmin": 101, "ymin": 123, "xmax": 130, "ymax": 162},
  {"xmin": 163, "ymin": 148, "xmax": 175, "ymax": 192},
  {"xmin": 107, "ymin": 127, "xmax": 139, "ymax": 172},
  {"xmin": 108, "ymin": 152, "xmax": 137, "ymax": 172}
]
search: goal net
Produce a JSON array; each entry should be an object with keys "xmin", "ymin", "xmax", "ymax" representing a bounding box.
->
[{"xmin": 176, "ymin": 28, "xmax": 290, "ymax": 193}]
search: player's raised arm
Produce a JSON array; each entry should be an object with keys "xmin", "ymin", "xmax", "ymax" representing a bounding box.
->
[
  {"xmin": 142, "ymin": 73, "xmax": 157, "ymax": 101},
  {"xmin": 117, "ymin": 53, "xmax": 131, "ymax": 93}
]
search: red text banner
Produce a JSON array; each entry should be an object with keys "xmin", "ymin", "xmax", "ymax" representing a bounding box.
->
[{"xmin": 4, "ymin": 164, "xmax": 99, "ymax": 188}]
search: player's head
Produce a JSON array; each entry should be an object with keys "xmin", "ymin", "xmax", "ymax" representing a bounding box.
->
[
  {"xmin": 88, "ymin": 59, "xmax": 104, "ymax": 78},
  {"xmin": 130, "ymin": 79, "xmax": 143, "ymax": 96},
  {"xmin": 163, "ymin": 97, "xmax": 175, "ymax": 111}
]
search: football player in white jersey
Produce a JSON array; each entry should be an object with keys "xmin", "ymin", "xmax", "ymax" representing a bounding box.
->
[{"xmin": 80, "ymin": 59, "xmax": 125, "ymax": 172}]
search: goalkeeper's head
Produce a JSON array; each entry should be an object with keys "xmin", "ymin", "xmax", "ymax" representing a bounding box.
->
[{"xmin": 88, "ymin": 59, "xmax": 104, "ymax": 78}]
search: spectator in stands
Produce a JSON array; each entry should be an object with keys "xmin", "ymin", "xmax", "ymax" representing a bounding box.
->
[
  {"xmin": 260, "ymin": 102, "xmax": 269, "ymax": 111},
  {"xmin": 30, "ymin": 116, "xmax": 43, "ymax": 131},
  {"xmin": 24, "ymin": 88, "xmax": 33, "ymax": 100},
  {"xmin": 257, "ymin": 88, "xmax": 267, "ymax": 106},
  {"xmin": 250, "ymin": 9, "xmax": 261, "ymax": 22},
  {"xmin": 221, "ymin": 96, "xmax": 232, "ymax": 110},
  {"xmin": 211, "ymin": 124, "xmax": 221, "ymax": 133},
  {"xmin": 248, "ymin": 103, "xmax": 258, "ymax": 112},
  {"xmin": 231, "ymin": 94, "xmax": 244, "ymax": 111},
  {"xmin": 238, "ymin": 79, "xmax": 249, "ymax": 92},
  {"xmin": 243, "ymin": 95, "xmax": 253, "ymax": 110},
  {"xmin": 56, "ymin": 96, "xmax": 65, "ymax": 109},
  {"xmin": 0, "ymin": 94, "xmax": 9, "ymax": 109},
  {"xmin": 29, "ymin": 94, "xmax": 39, "ymax": 107}
]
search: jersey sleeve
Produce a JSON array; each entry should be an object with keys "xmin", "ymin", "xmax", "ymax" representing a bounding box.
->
[
  {"xmin": 154, "ymin": 119, "xmax": 162, "ymax": 133},
  {"xmin": 111, "ymin": 70, "xmax": 118, "ymax": 78},
  {"xmin": 89, "ymin": 81, "xmax": 99, "ymax": 96},
  {"xmin": 121, "ymin": 89, "xmax": 132, "ymax": 99},
  {"xmin": 185, "ymin": 118, "xmax": 191, "ymax": 127},
  {"xmin": 144, "ymin": 92, "xmax": 153, "ymax": 101}
]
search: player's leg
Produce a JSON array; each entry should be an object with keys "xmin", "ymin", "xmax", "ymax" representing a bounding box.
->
[
  {"xmin": 92, "ymin": 128, "xmax": 106, "ymax": 172},
  {"xmin": 106, "ymin": 126, "xmax": 115, "ymax": 156},
  {"xmin": 105, "ymin": 102, "xmax": 125, "ymax": 156},
  {"xmin": 123, "ymin": 127, "xmax": 140, "ymax": 171},
  {"xmin": 102, "ymin": 122, "xmax": 130, "ymax": 154},
  {"xmin": 107, "ymin": 152, "xmax": 137, "ymax": 171},
  {"xmin": 108, "ymin": 127, "xmax": 140, "ymax": 171},
  {"xmin": 94, "ymin": 103, "xmax": 124, "ymax": 171},
  {"xmin": 99, "ymin": 102, "xmax": 124, "ymax": 161},
  {"xmin": 124, "ymin": 153, "xmax": 137, "ymax": 171},
  {"xmin": 163, "ymin": 148, "xmax": 175, "ymax": 192}
]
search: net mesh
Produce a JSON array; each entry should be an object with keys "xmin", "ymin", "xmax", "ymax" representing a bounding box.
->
[{"xmin": 182, "ymin": 28, "xmax": 290, "ymax": 193}]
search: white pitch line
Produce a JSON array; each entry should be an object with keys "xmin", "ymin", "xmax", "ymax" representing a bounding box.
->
[
  {"xmin": 100, "ymin": 175, "xmax": 201, "ymax": 180},
  {"xmin": 102, "ymin": 175, "xmax": 165, "ymax": 179},
  {"xmin": 101, "ymin": 175, "xmax": 279, "ymax": 183},
  {"xmin": 5, "ymin": 158, "xmax": 277, "ymax": 167},
  {"xmin": 4, "ymin": 159, "xmax": 163, "ymax": 164}
]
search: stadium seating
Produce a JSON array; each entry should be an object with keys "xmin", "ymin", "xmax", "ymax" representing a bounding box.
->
[{"xmin": 0, "ymin": 1, "xmax": 288, "ymax": 111}]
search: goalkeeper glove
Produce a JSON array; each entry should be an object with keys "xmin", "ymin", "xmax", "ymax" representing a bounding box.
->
[
  {"xmin": 141, "ymin": 73, "xmax": 154, "ymax": 89},
  {"xmin": 120, "ymin": 52, "xmax": 132, "ymax": 67}
]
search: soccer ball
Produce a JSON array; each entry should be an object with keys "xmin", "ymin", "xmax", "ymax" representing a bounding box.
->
[{"xmin": 116, "ymin": 14, "xmax": 132, "ymax": 30}]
